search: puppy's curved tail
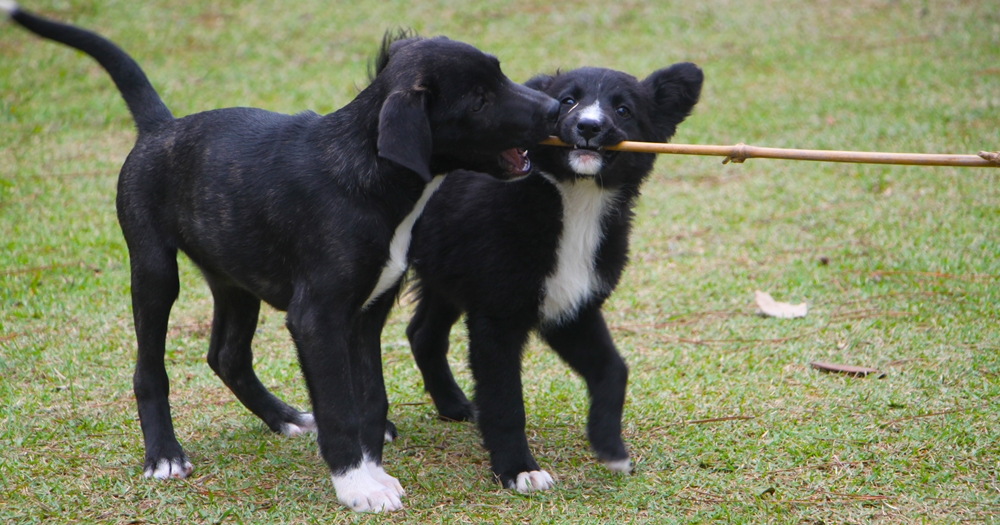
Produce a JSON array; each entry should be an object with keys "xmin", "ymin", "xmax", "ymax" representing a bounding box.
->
[{"xmin": 3, "ymin": 1, "xmax": 173, "ymax": 134}]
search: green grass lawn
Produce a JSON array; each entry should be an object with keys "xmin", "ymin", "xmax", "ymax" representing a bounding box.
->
[{"xmin": 2, "ymin": 0, "xmax": 998, "ymax": 523}]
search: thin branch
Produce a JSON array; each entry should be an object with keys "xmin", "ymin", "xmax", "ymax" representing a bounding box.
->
[
  {"xmin": 541, "ymin": 137, "xmax": 999, "ymax": 168},
  {"xmin": 663, "ymin": 415, "xmax": 755, "ymax": 427}
]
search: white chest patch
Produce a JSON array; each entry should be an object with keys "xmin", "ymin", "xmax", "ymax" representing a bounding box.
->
[
  {"xmin": 363, "ymin": 175, "xmax": 446, "ymax": 309},
  {"xmin": 540, "ymin": 173, "xmax": 618, "ymax": 324}
]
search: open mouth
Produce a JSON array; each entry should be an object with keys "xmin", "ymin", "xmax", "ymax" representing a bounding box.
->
[{"xmin": 499, "ymin": 148, "xmax": 531, "ymax": 178}]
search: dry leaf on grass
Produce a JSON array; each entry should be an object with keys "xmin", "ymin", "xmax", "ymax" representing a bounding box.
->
[{"xmin": 754, "ymin": 290, "xmax": 808, "ymax": 318}]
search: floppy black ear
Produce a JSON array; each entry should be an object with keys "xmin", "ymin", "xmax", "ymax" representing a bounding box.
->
[
  {"xmin": 378, "ymin": 89, "xmax": 432, "ymax": 181},
  {"xmin": 642, "ymin": 62, "xmax": 704, "ymax": 140},
  {"xmin": 524, "ymin": 73, "xmax": 556, "ymax": 92}
]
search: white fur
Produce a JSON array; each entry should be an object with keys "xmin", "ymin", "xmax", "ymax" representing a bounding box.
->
[
  {"xmin": 577, "ymin": 101, "xmax": 602, "ymax": 123},
  {"xmin": 280, "ymin": 413, "xmax": 316, "ymax": 436},
  {"xmin": 568, "ymin": 150, "xmax": 603, "ymax": 175},
  {"xmin": 511, "ymin": 470, "xmax": 555, "ymax": 493},
  {"xmin": 0, "ymin": 0, "xmax": 18, "ymax": 15},
  {"xmin": 569, "ymin": 102, "xmax": 606, "ymax": 175},
  {"xmin": 539, "ymin": 174, "xmax": 617, "ymax": 324},
  {"xmin": 144, "ymin": 458, "xmax": 193, "ymax": 480},
  {"xmin": 384, "ymin": 429, "xmax": 395, "ymax": 443},
  {"xmin": 363, "ymin": 175, "xmax": 446, "ymax": 309},
  {"xmin": 603, "ymin": 458, "xmax": 632, "ymax": 474},
  {"xmin": 366, "ymin": 462, "xmax": 405, "ymax": 496},
  {"xmin": 331, "ymin": 456, "xmax": 405, "ymax": 513}
]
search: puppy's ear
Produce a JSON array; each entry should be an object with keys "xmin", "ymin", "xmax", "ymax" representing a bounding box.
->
[
  {"xmin": 378, "ymin": 89, "xmax": 432, "ymax": 181},
  {"xmin": 642, "ymin": 62, "xmax": 704, "ymax": 140},
  {"xmin": 370, "ymin": 30, "xmax": 423, "ymax": 80},
  {"xmin": 524, "ymin": 73, "xmax": 555, "ymax": 92}
]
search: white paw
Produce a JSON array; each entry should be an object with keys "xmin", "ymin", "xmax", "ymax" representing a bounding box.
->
[
  {"xmin": 384, "ymin": 429, "xmax": 395, "ymax": 443},
  {"xmin": 143, "ymin": 458, "xmax": 193, "ymax": 479},
  {"xmin": 603, "ymin": 458, "xmax": 632, "ymax": 474},
  {"xmin": 331, "ymin": 459, "xmax": 404, "ymax": 513},
  {"xmin": 513, "ymin": 470, "xmax": 555, "ymax": 493},
  {"xmin": 366, "ymin": 462, "xmax": 405, "ymax": 497},
  {"xmin": 280, "ymin": 413, "xmax": 317, "ymax": 436}
]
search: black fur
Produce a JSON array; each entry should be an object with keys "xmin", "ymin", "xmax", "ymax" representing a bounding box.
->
[
  {"xmin": 407, "ymin": 64, "xmax": 703, "ymax": 489},
  {"xmin": 5, "ymin": 4, "xmax": 558, "ymax": 511}
]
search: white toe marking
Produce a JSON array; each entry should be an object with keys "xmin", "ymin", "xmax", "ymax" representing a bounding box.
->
[
  {"xmin": 363, "ymin": 174, "xmax": 446, "ymax": 309},
  {"xmin": 514, "ymin": 470, "xmax": 555, "ymax": 493},
  {"xmin": 280, "ymin": 413, "xmax": 317, "ymax": 436},
  {"xmin": 603, "ymin": 458, "xmax": 632, "ymax": 474},
  {"xmin": 144, "ymin": 458, "xmax": 193, "ymax": 480},
  {"xmin": 0, "ymin": 0, "xmax": 19, "ymax": 16},
  {"xmin": 384, "ymin": 429, "xmax": 394, "ymax": 443},
  {"xmin": 538, "ymin": 174, "xmax": 618, "ymax": 324},
  {"xmin": 366, "ymin": 462, "xmax": 406, "ymax": 497},
  {"xmin": 331, "ymin": 456, "xmax": 405, "ymax": 513}
]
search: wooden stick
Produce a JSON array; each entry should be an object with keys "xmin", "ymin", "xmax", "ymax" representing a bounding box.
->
[{"xmin": 539, "ymin": 137, "xmax": 1000, "ymax": 168}]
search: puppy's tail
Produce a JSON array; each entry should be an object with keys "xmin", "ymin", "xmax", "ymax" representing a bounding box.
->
[{"xmin": 3, "ymin": 2, "xmax": 173, "ymax": 134}]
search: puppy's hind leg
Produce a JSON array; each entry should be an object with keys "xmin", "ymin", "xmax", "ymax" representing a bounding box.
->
[
  {"xmin": 540, "ymin": 307, "xmax": 630, "ymax": 474},
  {"xmin": 204, "ymin": 279, "xmax": 314, "ymax": 436},
  {"xmin": 129, "ymin": 244, "xmax": 192, "ymax": 479},
  {"xmin": 406, "ymin": 290, "xmax": 474, "ymax": 422}
]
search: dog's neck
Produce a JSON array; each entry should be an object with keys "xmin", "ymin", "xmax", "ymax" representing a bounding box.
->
[{"xmin": 313, "ymin": 83, "xmax": 429, "ymax": 207}]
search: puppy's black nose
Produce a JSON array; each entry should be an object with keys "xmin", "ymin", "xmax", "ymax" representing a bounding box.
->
[
  {"xmin": 545, "ymin": 99, "xmax": 560, "ymax": 123},
  {"xmin": 576, "ymin": 119, "xmax": 602, "ymax": 140}
]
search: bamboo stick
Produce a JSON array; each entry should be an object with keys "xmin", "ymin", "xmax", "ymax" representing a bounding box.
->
[{"xmin": 539, "ymin": 137, "xmax": 1000, "ymax": 168}]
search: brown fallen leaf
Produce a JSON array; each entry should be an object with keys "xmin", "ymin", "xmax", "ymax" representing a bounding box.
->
[
  {"xmin": 754, "ymin": 290, "xmax": 808, "ymax": 318},
  {"xmin": 810, "ymin": 361, "xmax": 886, "ymax": 378}
]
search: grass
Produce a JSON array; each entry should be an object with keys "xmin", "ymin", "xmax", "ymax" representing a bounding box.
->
[{"xmin": 1, "ymin": 0, "xmax": 998, "ymax": 523}]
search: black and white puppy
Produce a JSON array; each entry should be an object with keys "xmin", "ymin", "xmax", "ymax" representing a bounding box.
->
[
  {"xmin": 3, "ymin": 3, "xmax": 559, "ymax": 512},
  {"xmin": 406, "ymin": 64, "xmax": 703, "ymax": 491}
]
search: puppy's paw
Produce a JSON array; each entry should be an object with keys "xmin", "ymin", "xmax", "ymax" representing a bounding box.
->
[
  {"xmin": 366, "ymin": 462, "xmax": 406, "ymax": 497},
  {"xmin": 280, "ymin": 413, "xmax": 316, "ymax": 436},
  {"xmin": 384, "ymin": 420, "xmax": 398, "ymax": 443},
  {"xmin": 436, "ymin": 398, "xmax": 476, "ymax": 422},
  {"xmin": 143, "ymin": 458, "xmax": 193, "ymax": 479},
  {"xmin": 603, "ymin": 458, "xmax": 632, "ymax": 474},
  {"xmin": 509, "ymin": 470, "xmax": 555, "ymax": 493},
  {"xmin": 332, "ymin": 463, "xmax": 405, "ymax": 513}
]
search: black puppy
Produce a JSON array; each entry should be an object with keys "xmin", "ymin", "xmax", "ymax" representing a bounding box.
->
[
  {"xmin": 406, "ymin": 64, "xmax": 703, "ymax": 491},
  {"xmin": 3, "ymin": 2, "xmax": 558, "ymax": 512}
]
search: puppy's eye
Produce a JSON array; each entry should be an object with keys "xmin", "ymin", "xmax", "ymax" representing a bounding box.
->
[
  {"xmin": 561, "ymin": 97, "xmax": 576, "ymax": 106},
  {"xmin": 616, "ymin": 106, "xmax": 632, "ymax": 118},
  {"xmin": 471, "ymin": 95, "xmax": 487, "ymax": 113}
]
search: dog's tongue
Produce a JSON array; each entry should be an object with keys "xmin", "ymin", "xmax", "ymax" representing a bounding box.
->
[{"xmin": 499, "ymin": 148, "xmax": 531, "ymax": 177}]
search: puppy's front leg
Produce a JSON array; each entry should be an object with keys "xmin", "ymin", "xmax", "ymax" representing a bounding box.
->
[
  {"xmin": 540, "ymin": 306, "xmax": 630, "ymax": 473},
  {"xmin": 466, "ymin": 312, "xmax": 555, "ymax": 493},
  {"xmin": 285, "ymin": 291, "xmax": 403, "ymax": 513},
  {"xmin": 204, "ymin": 280, "xmax": 315, "ymax": 437},
  {"xmin": 350, "ymin": 291, "xmax": 404, "ymax": 488}
]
